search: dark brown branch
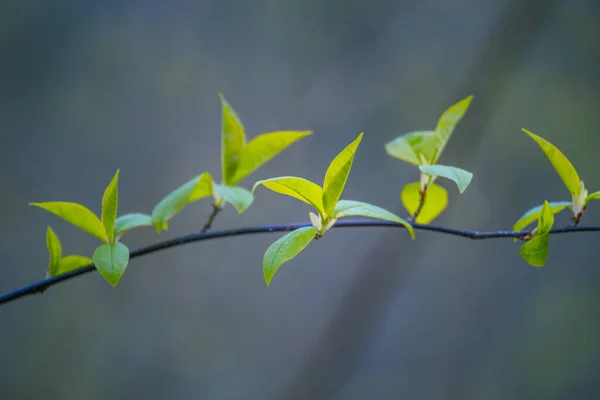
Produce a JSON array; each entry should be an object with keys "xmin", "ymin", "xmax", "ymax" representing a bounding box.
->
[
  {"xmin": 201, "ymin": 203, "xmax": 222, "ymax": 233},
  {"xmin": 1, "ymin": 220, "xmax": 599, "ymax": 306}
]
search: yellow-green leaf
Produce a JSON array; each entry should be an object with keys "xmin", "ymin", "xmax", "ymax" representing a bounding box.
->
[
  {"xmin": 229, "ymin": 130, "xmax": 312, "ymax": 184},
  {"xmin": 46, "ymin": 226, "xmax": 62, "ymax": 276},
  {"xmin": 101, "ymin": 169, "xmax": 119, "ymax": 243},
  {"xmin": 519, "ymin": 233, "xmax": 550, "ymax": 267},
  {"xmin": 220, "ymin": 94, "xmax": 246, "ymax": 185},
  {"xmin": 263, "ymin": 226, "xmax": 317, "ymax": 286},
  {"xmin": 537, "ymin": 200, "xmax": 554, "ymax": 234},
  {"xmin": 187, "ymin": 172, "xmax": 214, "ymax": 203},
  {"xmin": 584, "ymin": 191, "xmax": 600, "ymax": 207},
  {"xmin": 512, "ymin": 201, "xmax": 571, "ymax": 232},
  {"xmin": 253, "ymin": 176, "xmax": 325, "ymax": 216},
  {"xmin": 322, "ymin": 133, "xmax": 363, "ymax": 216},
  {"xmin": 30, "ymin": 202, "xmax": 105, "ymax": 241},
  {"xmin": 523, "ymin": 129, "xmax": 581, "ymax": 195},
  {"xmin": 213, "ymin": 184, "xmax": 254, "ymax": 214},
  {"xmin": 385, "ymin": 130, "xmax": 438, "ymax": 166},
  {"xmin": 433, "ymin": 95, "xmax": 473, "ymax": 163},
  {"xmin": 333, "ymin": 200, "xmax": 415, "ymax": 238},
  {"xmin": 93, "ymin": 242, "xmax": 130, "ymax": 286},
  {"xmin": 114, "ymin": 213, "xmax": 153, "ymax": 236},
  {"xmin": 419, "ymin": 164, "xmax": 473, "ymax": 194},
  {"xmin": 401, "ymin": 182, "xmax": 448, "ymax": 224},
  {"xmin": 55, "ymin": 255, "xmax": 92, "ymax": 276}
]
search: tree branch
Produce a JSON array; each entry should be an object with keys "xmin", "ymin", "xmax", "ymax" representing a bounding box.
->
[
  {"xmin": 1, "ymin": 220, "xmax": 599, "ymax": 306},
  {"xmin": 201, "ymin": 203, "xmax": 221, "ymax": 233}
]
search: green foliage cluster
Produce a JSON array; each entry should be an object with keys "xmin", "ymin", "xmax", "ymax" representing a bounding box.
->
[{"xmin": 29, "ymin": 94, "xmax": 594, "ymax": 287}]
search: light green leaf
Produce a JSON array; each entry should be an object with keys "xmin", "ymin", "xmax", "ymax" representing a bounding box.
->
[
  {"xmin": 229, "ymin": 130, "xmax": 312, "ymax": 184},
  {"xmin": 93, "ymin": 242, "xmax": 130, "ymax": 286},
  {"xmin": 151, "ymin": 174, "xmax": 211, "ymax": 232},
  {"xmin": 220, "ymin": 94, "xmax": 246, "ymax": 185},
  {"xmin": 523, "ymin": 129, "xmax": 581, "ymax": 195},
  {"xmin": 519, "ymin": 234, "xmax": 550, "ymax": 267},
  {"xmin": 433, "ymin": 95, "xmax": 473, "ymax": 163},
  {"xmin": 333, "ymin": 200, "xmax": 415, "ymax": 239},
  {"xmin": 419, "ymin": 164, "xmax": 473, "ymax": 194},
  {"xmin": 30, "ymin": 202, "xmax": 105, "ymax": 241},
  {"xmin": 46, "ymin": 226, "xmax": 62, "ymax": 276},
  {"xmin": 537, "ymin": 200, "xmax": 555, "ymax": 234},
  {"xmin": 584, "ymin": 191, "xmax": 600, "ymax": 207},
  {"xmin": 55, "ymin": 255, "xmax": 92, "ymax": 276},
  {"xmin": 512, "ymin": 201, "xmax": 571, "ymax": 232},
  {"xmin": 187, "ymin": 172, "xmax": 214, "ymax": 203},
  {"xmin": 401, "ymin": 182, "xmax": 448, "ymax": 224},
  {"xmin": 322, "ymin": 133, "xmax": 363, "ymax": 216},
  {"xmin": 253, "ymin": 176, "xmax": 325, "ymax": 216},
  {"xmin": 263, "ymin": 226, "xmax": 317, "ymax": 286},
  {"xmin": 213, "ymin": 183, "xmax": 254, "ymax": 214},
  {"xmin": 385, "ymin": 130, "xmax": 438, "ymax": 166},
  {"xmin": 101, "ymin": 169, "xmax": 119, "ymax": 243},
  {"xmin": 114, "ymin": 213, "xmax": 153, "ymax": 236}
]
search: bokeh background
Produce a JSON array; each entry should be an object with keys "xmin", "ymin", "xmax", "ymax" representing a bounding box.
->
[{"xmin": 1, "ymin": 0, "xmax": 600, "ymax": 399}]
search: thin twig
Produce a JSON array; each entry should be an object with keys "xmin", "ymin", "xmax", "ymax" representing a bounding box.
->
[
  {"xmin": 201, "ymin": 203, "xmax": 221, "ymax": 233},
  {"xmin": 1, "ymin": 220, "xmax": 600, "ymax": 306},
  {"xmin": 409, "ymin": 184, "xmax": 428, "ymax": 222}
]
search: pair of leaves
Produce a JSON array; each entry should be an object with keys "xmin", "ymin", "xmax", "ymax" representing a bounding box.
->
[
  {"xmin": 385, "ymin": 96, "xmax": 474, "ymax": 223},
  {"xmin": 514, "ymin": 130, "xmax": 600, "ymax": 231},
  {"xmin": 520, "ymin": 201, "xmax": 554, "ymax": 267},
  {"xmin": 46, "ymin": 227, "xmax": 92, "ymax": 277},
  {"xmin": 254, "ymin": 133, "xmax": 415, "ymax": 285},
  {"xmin": 31, "ymin": 170, "xmax": 130, "ymax": 286},
  {"xmin": 219, "ymin": 94, "xmax": 312, "ymax": 185}
]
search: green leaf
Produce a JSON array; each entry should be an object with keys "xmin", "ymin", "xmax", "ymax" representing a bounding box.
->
[
  {"xmin": 322, "ymin": 133, "xmax": 363, "ymax": 216},
  {"xmin": 433, "ymin": 95, "xmax": 473, "ymax": 163},
  {"xmin": 220, "ymin": 94, "xmax": 246, "ymax": 185},
  {"xmin": 151, "ymin": 174, "xmax": 211, "ymax": 232},
  {"xmin": 419, "ymin": 164, "xmax": 473, "ymax": 194},
  {"xmin": 519, "ymin": 234, "xmax": 550, "ymax": 267},
  {"xmin": 512, "ymin": 201, "xmax": 571, "ymax": 232},
  {"xmin": 187, "ymin": 172, "xmax": 214, "ymax": 203},
  {"xmin": 46, "ymin": 226, "xmax": 62, "ymax": 276},
  {"xmin": 537, "ymin": 200, "xmax": 554, "ymax": 234},
  {"xmin": 55, "ymin": 255, "xmax": 92, "ymax": 276},
  {"xmin": 114, "ymin": 213, "xmax": 153, "ymax": 236},
  {"xmin": 333, "ymin": 200, "xmax": 415, "ymax": 239},
  {"xmin": 523, "ymin": 129, "xmax": 581, "ymax": 195},
  {"xmin": 229, "ymin": 130, "xmax": 312, "ymax": 184},
  {"xmin": 253, "ymin": 176, "xmax": 325, "ymax": 216},
  {"xmin": 401, "ymin": 182, "xmax": 448, "ymax": 224},
  {"xmin": 93, "ymin": 242, "xmax": 130, "ymax": 286},
  {"xmin": 101, "ymin": 169, "xmax": 119, "ymax": 243},
  {"xmin": 213, "ymin": 183, "xmax": 254, "ymax": 214},
  {"xmin": 584, "ymin": 191, "xmax": 600, "ymax": 207},
  {"xmin": 385, "ymin": 130, "xmax": 439, "ymax": 166},
  {"xmin": 30, "ymin": 202, "xmax": 105, "ymax": 241},
  {"xmin": 263, "ymin": 226, "xmax": 317, "ymax": 286}
]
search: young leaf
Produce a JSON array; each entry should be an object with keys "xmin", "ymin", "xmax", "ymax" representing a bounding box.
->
[
  {"xmin": 537, "ymin": 200, "xmax": 554, "ymax": 234},
  {"xmin": 101, "ymin": 169, "xmax": 119, "ymax": 243},
  {"xmin": 384, "ymin": 131, "xmax": 438, "ymax": 166},
  {"xmin": 46, "ymin": 226, "xmax": 62, "ymax": 276},
  {"xmin": 30, "ymin": 202, "xmax": 105, "ymax": 241},
  {"xmin": 213, "ymin": 183, "xmax": 254, "ymax": 214},
  {"xmin": 519, "ymin": 234, "xmax": 550, "ymax": 267},
  {"xmin": 523, "ymin": 129, "xmax": 581, "ymax": 195},
  {"xmin": 151, "ymin": 174, "xmax": 211, "ymax": 232},
  {"xmin": 229, "ymin": 130, "xmax": 313, "ymax": 184},
  {"xmin": 220, "ymin": 94, "xmax": 246, "ymax": 185},
  {"xmin": 253, "ymin": 177, "xmax": 325, "ymax": 216},
  {"xmin": 433, "ymin": 95, "xmax": 473, "ymax": 163},
  {"xmin": 187, "ymin": 172, "xmax": 214, "ymax": 203},
  {"xmin": 333, "ymin": 200, "xmax": 415, "ymax": 239},
  {"xmin": 114, "ymin": 213, "xmax": 153, "ymax": 236},
  {"xmin": 513, "ymin": 201, "xmax": 571, "ymax": 232},
  {"xmin": 322, "ymin": 133, "xmax": 363, "ymax": 216},
  {"xmin": 93, "ymin": 242, "xmax": 130, "ymax": 286},
  {"xmin": 263, "ymin": 226, "xmax": 317, "ymax": 286},
  {"xmin": 584, "ymin": 191, "xmax": 600, "ymax": 207},
  {"xmin": 418, "ymin": 165, "xmax": 473, "ymax": 194},
  {"xmin": 55, "ymin": 255, "xmax": 92, "ymax": 276},
  {"xmin": 401, "ymin": 182, "xmax": 448, "ymax": 224}
]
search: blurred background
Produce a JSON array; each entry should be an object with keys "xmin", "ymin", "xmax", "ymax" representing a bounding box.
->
[{"xmin": 1, "ymin": 0, "xmax": 600, "ymax": 398}]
